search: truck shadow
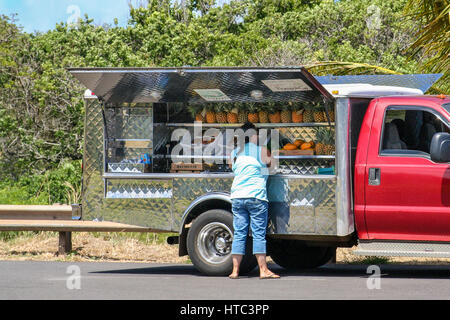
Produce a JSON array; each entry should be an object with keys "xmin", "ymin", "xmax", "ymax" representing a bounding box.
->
[{"xmin": 91, "ymin": 263, "xmax": 450, "ymax": 279}]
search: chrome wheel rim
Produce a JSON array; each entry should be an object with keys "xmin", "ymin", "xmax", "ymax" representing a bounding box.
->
[{"xmin": 197, "ymin": 222, "xmax": 233, "ymax": 264}]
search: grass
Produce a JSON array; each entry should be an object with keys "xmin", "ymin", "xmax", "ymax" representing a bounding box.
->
[
  {"xmin": 0, "ymin": 231, "xmax": 189, "ymax": 263},
  {"xmin": 347, "ymin": 256, "xmax": 391, "ymax": 265}
]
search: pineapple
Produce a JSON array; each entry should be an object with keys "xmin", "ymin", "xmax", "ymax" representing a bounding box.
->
[
  {"xmin": 267, "ymin": 101, "xmax": 281, "ymax": 123},
  {"xmin": 314, "ymin": 127, "xmax": 335, "ymax": 155},
  {"xmin": 215, "ymin": 103, "xmax": 227, "ymax": 123},
  {"xmin": 188, "ymin": 104, "xmax": 204, "ymax": 122},
  {"xmin": 235, "ymin": 103, "xmax": 248, "ymax": 123},
  {"xmin": 247, "ymin": 103, "xmax": 259, "ymax": 123},
  {"xmin": 303, "ymin": 103, "xmax": 315, "ymax": 123},
  {"xmin": 323, "ymin": 104, "xmax": 335, "ymax": 122},
  {"xmin": 258, "ymin": 104, "xmax": 269, "ymax": 123},
  {"xmin": 225, "ymin": 104, "xmax": 239, "ymax": 124},
  {"xmin": 314, "ymin": 127, "xmax": 326, "ymax": 155},
  {"xmin": 313, "ymin": 104, "xmax": 326, "ymax": 123},
  {"xmin": 291, "ymin": 103, "xmax": 304, "ymax": 123},
  {"xmin": 280, "ymin": 103, "xmax": 292, "ymax": 123},
  {"xmin": 323, "ymin": 131, "xmax": 336, "ymax": 155},
  {"xmin": 205, "ymin": 104, "xmax": 216, "ymax": 123}
]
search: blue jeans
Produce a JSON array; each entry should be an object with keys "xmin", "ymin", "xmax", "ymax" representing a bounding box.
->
[{"xmin": 231, "ymin": 198, "xmax": 269, "ymax": 255}]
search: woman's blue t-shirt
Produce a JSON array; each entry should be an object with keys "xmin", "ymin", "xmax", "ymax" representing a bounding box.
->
[{"xmin": 230, "ymin": 142, "xmax": 269, "ymax": 202}]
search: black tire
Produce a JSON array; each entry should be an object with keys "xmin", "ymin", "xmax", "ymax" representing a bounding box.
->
[
  {"xmin": 268, "ymin": 239, "xmax": 334, "ymax": 270},
  {"xmin": 187, "ymin": 209, "xmax": 257, "ymax": 276}
]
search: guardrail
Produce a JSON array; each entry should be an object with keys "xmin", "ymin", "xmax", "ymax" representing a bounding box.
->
[{"xmin": 0, "ymin": 205, "xmax": 153, "ymax": 254}]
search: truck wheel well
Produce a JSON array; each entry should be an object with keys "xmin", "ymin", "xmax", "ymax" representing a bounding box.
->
[{"xmin": 178, "ymin": 199, "xmax": 231, "ymax": 257}]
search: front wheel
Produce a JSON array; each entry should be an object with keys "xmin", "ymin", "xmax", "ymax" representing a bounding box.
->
[
  {"xmin": 187, "ymin": 209, "xmax": 257, "ymax": 276},
  {"xmin": 268, "ymin": 239, "xmax": 334, "ymax": 270}
]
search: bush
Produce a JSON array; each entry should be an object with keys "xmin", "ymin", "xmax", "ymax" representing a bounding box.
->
[{"xmin": 0, "ymin": 159, "xmax": 82, "ymax": 205}]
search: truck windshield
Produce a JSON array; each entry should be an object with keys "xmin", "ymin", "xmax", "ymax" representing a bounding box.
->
[{"xmin": 443, "ymin": 103, "xmax": 450, "ymax": 114}]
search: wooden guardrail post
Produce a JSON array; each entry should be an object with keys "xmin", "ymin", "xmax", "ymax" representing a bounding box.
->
[{"xmin": 58, "ymin": 231, "xmax": 72, "ymax": 255}]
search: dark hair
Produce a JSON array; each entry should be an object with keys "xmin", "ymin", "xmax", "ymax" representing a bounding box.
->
[
  {"xmin": 234, "ymin": 122, "xmax": 258, "ymax": 159},
  {"xmin": 240, "ymin": 122, "xmax": 257, "ymax": 132}
]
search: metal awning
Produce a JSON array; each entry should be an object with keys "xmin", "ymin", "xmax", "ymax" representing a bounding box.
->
[
  {"xmin": 316, "ymin": 74, "xmax": 442, "ymax": 94},
  {"xmin": 68, "ymin": 67, "xmax": 333, "ymax": 105}
]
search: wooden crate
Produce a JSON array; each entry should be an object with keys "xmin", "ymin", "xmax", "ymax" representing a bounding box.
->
[
  {"xmin": 170, "ymin": 162, "xmax": 203, "ymax": 173},
  {"xmin": 273, "ymin": 149, "xmax": 315, "ymax": 156}
]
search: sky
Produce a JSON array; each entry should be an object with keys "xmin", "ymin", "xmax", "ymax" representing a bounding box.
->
[{"xmin": 0, "ymin": 0, "xmax": 134, "ymax": 33}]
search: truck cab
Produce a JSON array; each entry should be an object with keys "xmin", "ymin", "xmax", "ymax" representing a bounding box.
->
[{"xmin": 354, "ymin": 95, "xmax": 450, "ymax": 251}]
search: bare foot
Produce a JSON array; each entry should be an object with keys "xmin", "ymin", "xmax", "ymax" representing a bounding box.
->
[
  {"xmin": 259, "ymin": 271, "xmax": 280, "ymax": 279},
  {"xmin": 229, "ymin": 273, "xmax": 239, "ymax": 279}
]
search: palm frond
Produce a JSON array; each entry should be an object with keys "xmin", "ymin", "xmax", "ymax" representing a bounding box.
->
[{"xmin": 305, "ymin": 61, "xmax": 402, "ymax": 76}]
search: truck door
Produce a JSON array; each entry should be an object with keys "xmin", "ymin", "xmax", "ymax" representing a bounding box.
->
[{"xmin": 364, "ymin": 104, "xmax": 450, "ymax": 241}]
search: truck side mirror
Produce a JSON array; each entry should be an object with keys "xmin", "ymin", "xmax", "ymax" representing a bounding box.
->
[{"xmin": 430, "ymin": 132, "xmax": 450, "ymax": 163}]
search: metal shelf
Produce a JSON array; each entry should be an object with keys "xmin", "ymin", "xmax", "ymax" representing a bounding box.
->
[
  {"xmin": 275, "ymin": 155, "xmax": 335, "ymax": 160},
  {"xmin": 153, "ymin": 154, "xmax": 334, "ymax": 160},
  {"xmin": 164, "ymin": 122, "xmax": 334, "ymax": 128}
]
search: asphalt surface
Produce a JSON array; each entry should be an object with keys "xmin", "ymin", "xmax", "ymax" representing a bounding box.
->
[{"xmin": 1, "ymin": 261, "xmax": 450, "ymax": 300}]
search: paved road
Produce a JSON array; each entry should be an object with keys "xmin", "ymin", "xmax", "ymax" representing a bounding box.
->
[{"xmin": 1, "ymin": 261, "xmax": 449, "ymax": 300}]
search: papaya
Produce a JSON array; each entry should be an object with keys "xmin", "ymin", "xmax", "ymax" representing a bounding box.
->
[
  {"xmin": 300, "ymin": 142, "xmax": 313, "ymax": 150},
  {"xmin": 283, "ymin": 143, "xmax": 298, "ymax": 150},
  {"xmin": 293, "ymin": 139, "xmax": 305, "ymax": 147}
]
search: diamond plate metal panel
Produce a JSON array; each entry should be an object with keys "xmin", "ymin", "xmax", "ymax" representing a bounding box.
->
[
  {"xmin": 355, "ymin": 241, "xmax": 450, "ymax": 258},
  {"xmin": 108, "ymin": 163, "xmax": 146, "ymax": 173},
  {"xmin": 102, "ymin": 198, "xmax": 172, "ymax": 230},
  {"xmin": 172, "ymin": 177, "xmax": 234, "ymax": 229},
  {"xmin": 106, "ymin": 179, "xmax": 173, "ymax": 199},
  {"xmin": 278, "ymin": 159, "xmax": 335, "ymax": 175},
  {"xmin": 267, "ymin": 177, "xmax": 337, "ymax": 235},
  {"xmin": 81, "ymin": 99, "xmax": 105, "ymax": 221},
  {"xmin": 69, "ymin": 67, "xmax": 333, "ymax": 105},
  {"xmin": 101, "ymin": 179, "xmax": 173, "ymax": 229}
]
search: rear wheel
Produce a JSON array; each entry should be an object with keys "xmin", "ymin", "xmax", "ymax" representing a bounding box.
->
[
  {"xmin": 187, "ymin": 209, "xmax": 257, "ymax": 276},
  {"xmin": 268, "ymin": 239, "xmax": 334, "ymax": 270}
]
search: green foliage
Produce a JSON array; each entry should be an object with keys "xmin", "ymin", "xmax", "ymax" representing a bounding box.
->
[{"xmin": 0, "ymin": 160, "xmax": 81, "ymax": 205}]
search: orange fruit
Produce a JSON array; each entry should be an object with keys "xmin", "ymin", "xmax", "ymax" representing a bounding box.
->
[
  {"xmin": 283, "ymin": 143, "xmax": 298, "ymax": 150},
  {"xmin": 293, "ymin": 139, "xmax": 305, "ymax": 147}
]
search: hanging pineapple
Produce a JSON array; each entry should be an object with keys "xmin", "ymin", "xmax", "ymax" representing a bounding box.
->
[
  {"xmin": 258, "ymin": 104, "xmax": 269, "ymax": 123},
  {"xmin": 268, "ymin": 101, "xmax": 281, "ymax": 123},
  {"xmin": 291, "ymin": 102, "xmax": 304, "ymax": 123},
  {"xmin": 280, "ymin": 102, "xmax": 292, "ymax": 123},
  {"xmin": 215, "ymin": 103, "xmax": 227, "ymax": 123},
  {"xmin": 188, "ymin": 104, "xmax": 204, "ymax": 122},
  {"xmin": 303, "ymin": 103, "xmax": 315, "ymax": 123},
  {"xmin": 323, "ymin": 104, "xmax": 335, "ymax": 122},
  {"xmin": 237, "ymin": 103, "xmax": 248, "ymax": 123},
  {"xmin": 225, "ymin": 103, "xmax": 238, "ymax": 124},
  {"xmin": 313, "ymin": 103, "xmax": 326, "ymax": 123},
  {"xmin": 323, "ymin": 129, "xmax": 336, "ymax": 155},
  {"xmin": 205, "ymin": 104, "xmax": 216, "ymax": 123},
  {"xmin": 247, "ymin": 103, "xmax": 259, "ymax": 123}
]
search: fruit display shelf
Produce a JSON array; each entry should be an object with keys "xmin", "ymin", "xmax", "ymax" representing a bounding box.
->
[{"xmin": 166, "ymin": 122, "xmax": 334, "ymax": 128}]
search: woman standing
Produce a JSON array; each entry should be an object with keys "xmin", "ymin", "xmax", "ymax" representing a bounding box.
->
[{"xmin": 228, "ymin": 122, "xmax": 280, "ymax": 279}]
